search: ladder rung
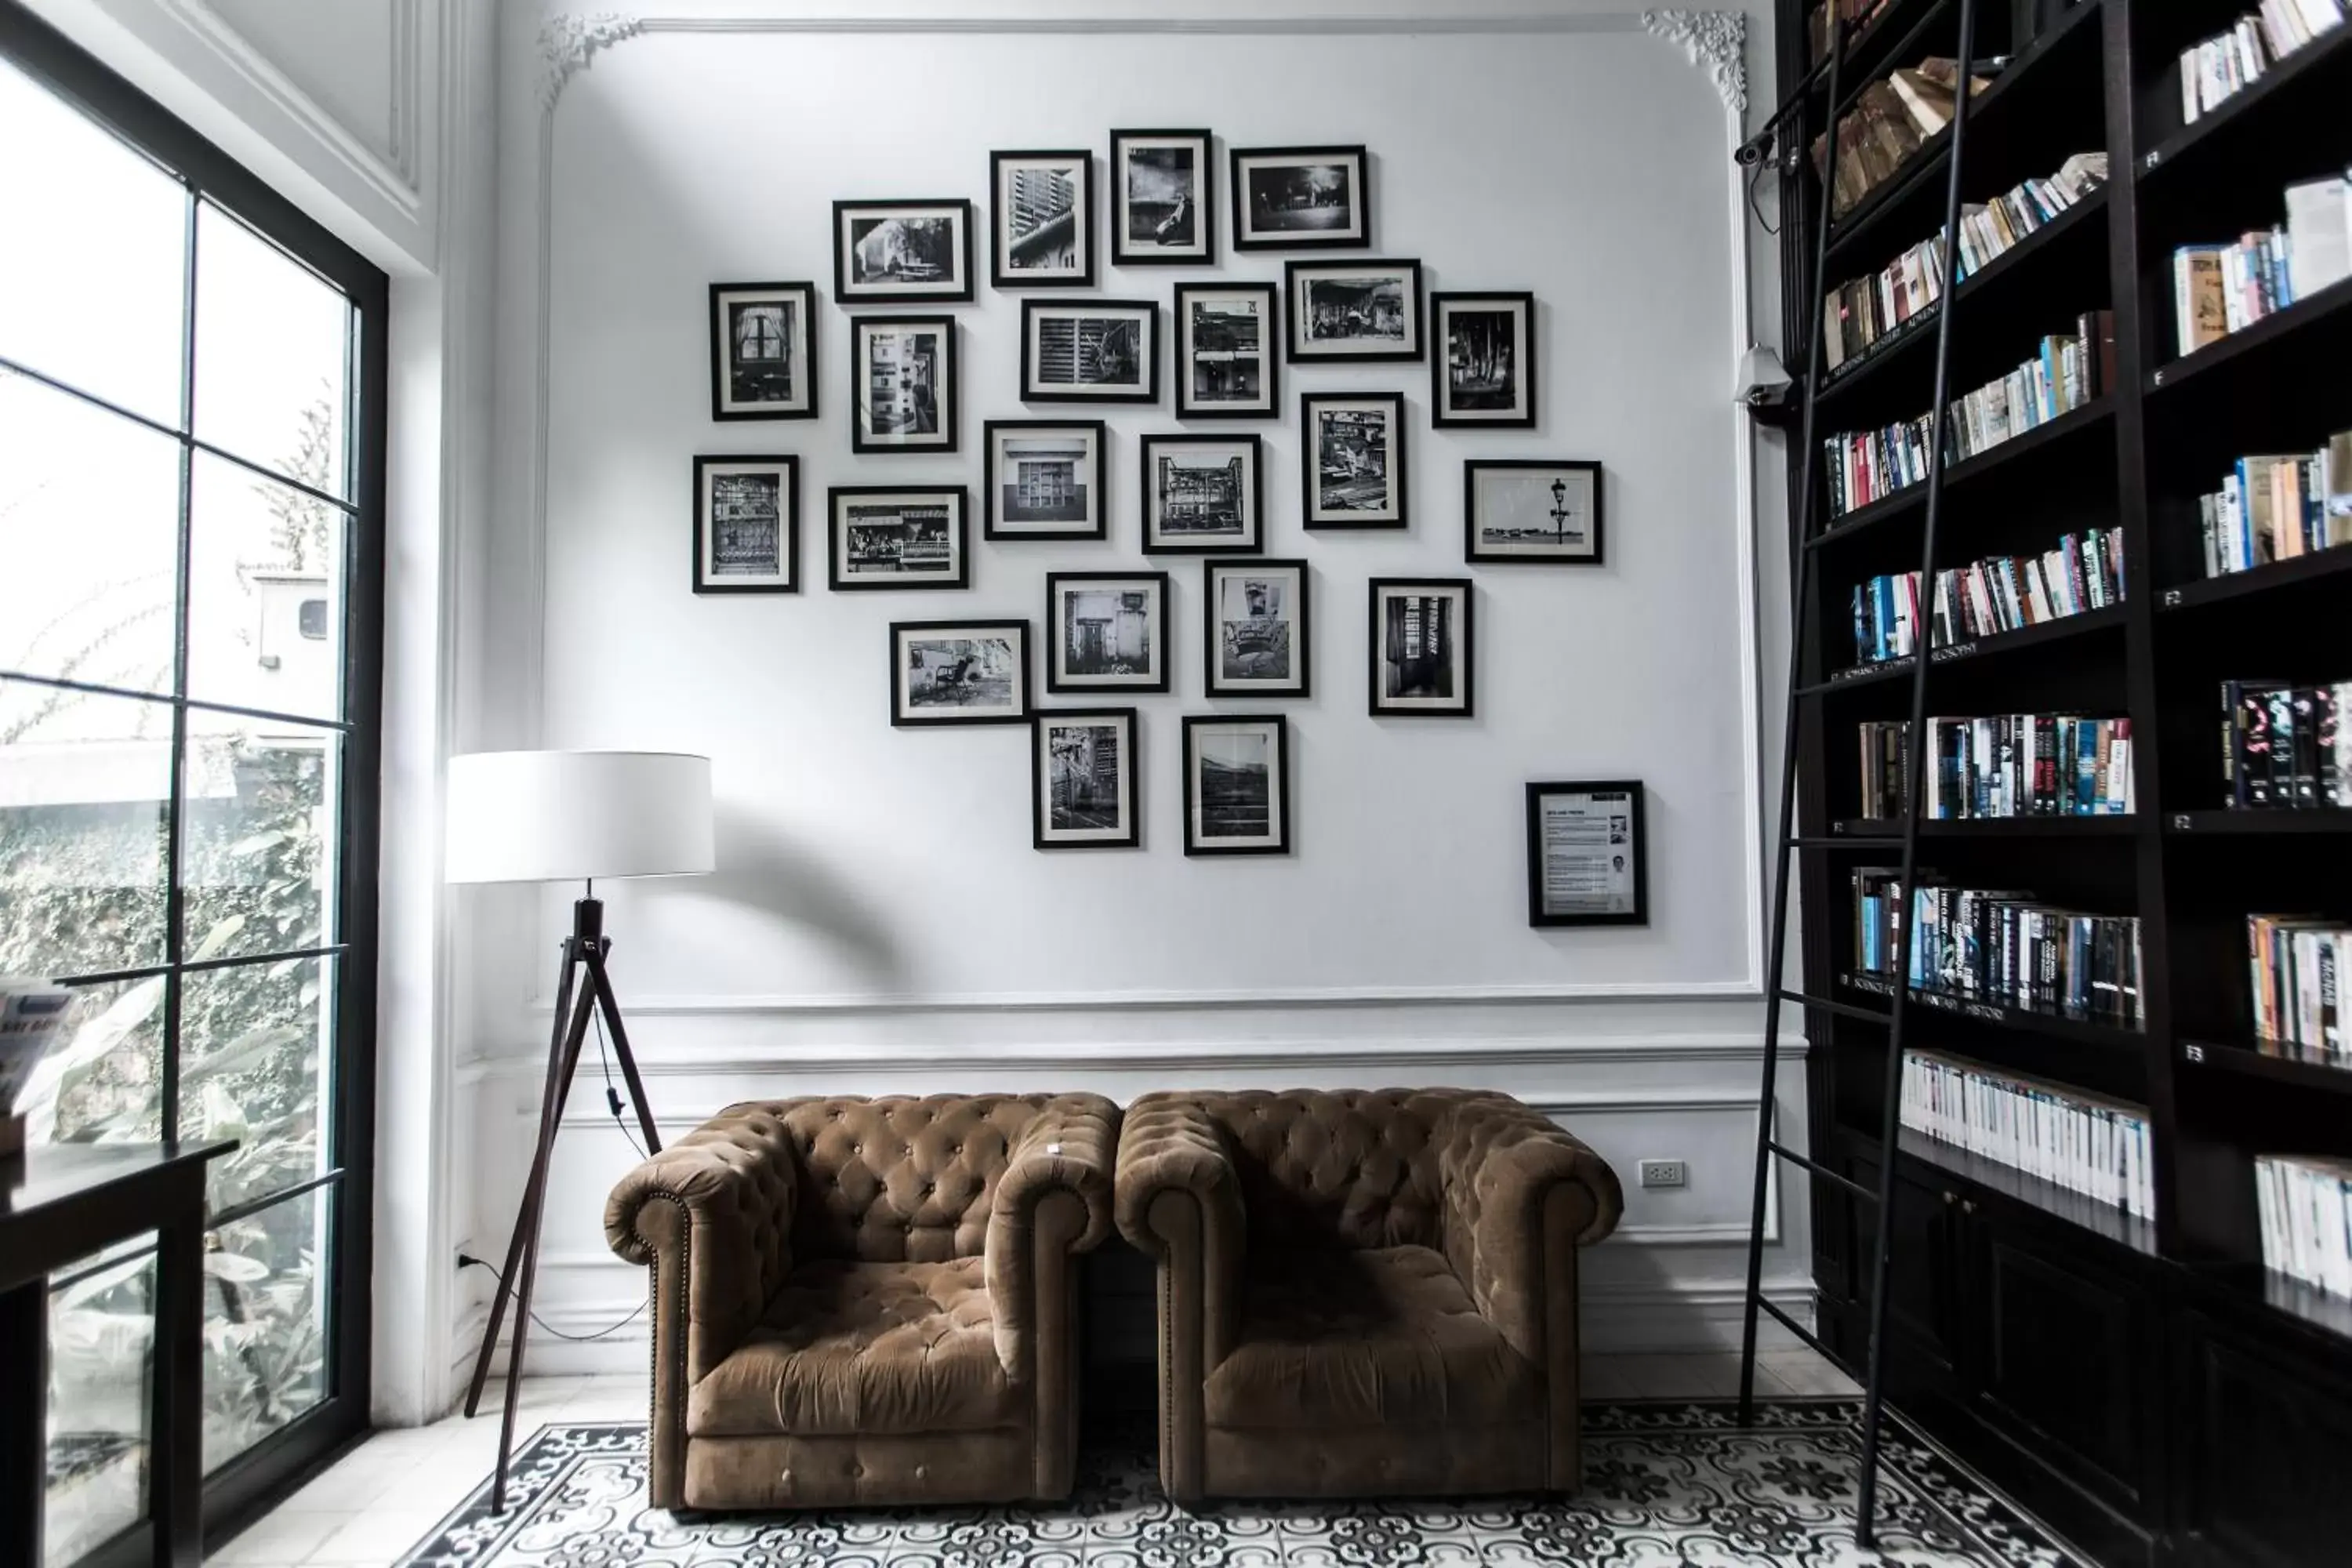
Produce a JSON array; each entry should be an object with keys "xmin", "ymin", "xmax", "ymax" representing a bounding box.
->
[
  {"xmin": 1777, "ymin": 988, "xmax": 1892, "ymax": 1025},
  {"xmin": 1768, "ymin": 1141, "xmax": 1882, "ymax": 1203},
  {"xmin": 1790, "ymin": 835, "xmax": 1903, "ymax": 848}
]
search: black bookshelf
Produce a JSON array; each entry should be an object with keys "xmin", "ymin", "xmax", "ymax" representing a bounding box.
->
[{"xmin": 1762, "ymin": 2, "xmax": 2352, "ymax": 1563}]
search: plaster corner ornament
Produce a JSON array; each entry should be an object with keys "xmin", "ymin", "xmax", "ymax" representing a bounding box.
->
[
  {"xmin": 1642, "ymin": 10, "xmax": 1749, "ymax": 116},
  {"xmin": 540, "ymin": 10, "xmax": 644, "ymax": 109}
]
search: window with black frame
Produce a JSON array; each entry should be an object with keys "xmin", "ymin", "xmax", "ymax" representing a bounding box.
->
[{"xmin": 0, "ymin": 16, "xmax": 382, "ymax": 1562}]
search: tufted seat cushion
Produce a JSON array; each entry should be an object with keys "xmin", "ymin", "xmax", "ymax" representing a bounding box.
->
[
  {"xmin": 688, "ymin": 1257, "xmax": 1016, "ymax": 1437},
  {"xmin": 1203, "ymin": 1245, "xmax": 1537, "ymax": 1430}
]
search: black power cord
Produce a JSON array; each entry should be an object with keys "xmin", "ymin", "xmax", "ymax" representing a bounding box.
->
[{"xmin": 457, "ymin": 1253, "xmax": 646, "ymax": 1343}]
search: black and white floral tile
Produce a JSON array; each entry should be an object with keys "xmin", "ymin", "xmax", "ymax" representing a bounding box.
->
[{"xmin": 395, "ymin": 1403, "xmax": 2084, "ymax": 1568}]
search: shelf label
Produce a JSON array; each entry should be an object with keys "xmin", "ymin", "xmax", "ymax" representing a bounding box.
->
[
  {"xmin": 1931, "ymin": 642, "xmax": 1978, "ymax": 663},
  {"xmin": 2172, "ymin": 813, "xmax": 2192, "ymax": 831},
  {"xmin": 2162, "ymin": 589, "xmax": 2183, "ymax": 608},
  {"xmin": 2184, "ymin": 1043, "xmax": 2206, "ymax": 1064},
  {"xmin": 2143, "ymin": 150, "xmax": 2161, "ymax": 171}
]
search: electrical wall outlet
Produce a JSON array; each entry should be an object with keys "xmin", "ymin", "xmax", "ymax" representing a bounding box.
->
[{"xmin": 1639, "ymin": 1158, "xmax": 1688, "ymax": 1189}]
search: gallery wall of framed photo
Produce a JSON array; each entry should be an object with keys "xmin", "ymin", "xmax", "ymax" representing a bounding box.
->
[{"xmin": 531, "ymin": 24, "xmax": 1761, "ymax": 1004}]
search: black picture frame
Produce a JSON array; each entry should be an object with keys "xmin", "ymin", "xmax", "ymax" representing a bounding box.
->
[
  {"xmin": 1019, "ymin": 298, "xmax": 1160, "ymax": 405},
  {"xmin": 1175, "ymin": 281, "xmax": 1280, "ymax": 419},
  {"xmin": 984, "ymin": 419, "xmax": 1107, "ymax": 541},
  {"xmin": 1285, "ymin": 257, "xmax": 1424, "ymax": 363},
  {"xmin": 890, "ymin": 618, "xmax": 1030, "ymax": 727},
  {"xmin": 1109, "ymin": 128, "xmax": 1215, "ymax": 267},
  {"xmin": 1465, "ymin": 459, "xmax": 1605, "ymax": 565},
  {"xmin": 1045, "ymin": 571, "xmax": 1171, "ymax": 694},
  {"xmin": 849, "ymin": 314, "xmax": 958, "ymax": 455},
  {"xmin": 692, "ymin": 454, "xmax": 799, "ymax": 593},
  {"xmin": 832, "ymin": 198, "xmax": 975, "ymax": 304},
  {"xmin": 1140, "ymin": 432, "xmax": 1262, "ymax": 555},
  {"xmin": 1229, "ymin": 143, "xmax": 1370, "ymax": 252},
  {"xmin": 1203, "ymin": 558, "xmax": 1310, "ymax": 699},
  {"xmin": 1299, "ymin": 391, "xmax": 1407, "ymax": 530},
  {"xmin": 1032, "ymin": 706, "xmax": 1141, "ymax": 849},
  {"xmin": 1367, "ymin": 576, "xmax": 1475, "ymax": 717},
  {"xmin": 990, "ymin": 150, "xmax": 1094, "ymax": 289},
  {"xmin": 1431, "ymin": 290, "xmax": 1537, "ymax": 429},
  {"xmin": 1181, "ymin": 713, "xmax": 1290, "ymax": 856},
  {"xmin": 1526, "ymin": 780, "xmax": 1649, "ymax": 927},
  {"xmin": 829, "ymin": 485, "xmax": 970, "ymax": 592},
  {"xmin": 709, "ymin": 281, "xmax": 818, "ymax": 421}
]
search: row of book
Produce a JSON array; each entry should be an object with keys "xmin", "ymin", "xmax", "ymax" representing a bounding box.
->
[
  {"xmin": 1812, "ymin": 57, "xmax": 1990, "ymax": 220},
  {"xmin": 1820, "ymin": 153, "xmax": 2109, "ymax": 376},
  {"xmin": 1848, "ymin": 528, "xmax": 2125, "ymax": 667},
  {"xmin": 1806, "ymin": 0, "xmax": 1895, "ymax": 62},
  {"xmin": 1824, "ymin": 312, "xmax": 2115, "ymax": 518},
  {"xmin": 1852, "ymin": 869, "xmax": 2146, "ymax": 1027},
  {"xmin": 2223, "ymin": 679, "xmax": 2348, "ymax": 808},
  {"xmin": 2196, "ymin": 434, "xmax": 2352, "ymax": 576},
  {"xmin": 2180, "ymin": 3, "xmax": 2346, "ymax": 124},
  {"xmin": 1903, "ymin": 1049, "xmax": 2156, "ymax": 1220},
  {"xmin": 2248, "ymin": 915, "xmax": 2350, "ymax": 1052},
  {"xmin": 2257, "ymin": 1154, "xmax": 2352, "ymax": 1301},
  {"xmin": 1857, "ymin": 715, "xmax": 2134, "ymax": 820},
  {"xmin": 2172, "ymin": 173, "xmax": 2352, "ymax": 358}
]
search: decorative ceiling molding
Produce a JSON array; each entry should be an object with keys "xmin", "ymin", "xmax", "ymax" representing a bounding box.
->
[
  {"xmin": 1641, "ymin": 9, "xmax": 1748, "ymax": 116},
  {"xmin": 540, "ymin": 10, "xmax": 645, "ymax": 108}
]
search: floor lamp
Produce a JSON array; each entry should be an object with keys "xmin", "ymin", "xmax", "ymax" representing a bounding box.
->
[{"xmin": 444, "ymin": 750, "xmax": 714, "ymax": 1512}]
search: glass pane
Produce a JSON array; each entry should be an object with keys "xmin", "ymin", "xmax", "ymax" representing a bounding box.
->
[
  {"xmin": 0, "ymin": 678, "xmax": 173, "ymax": 978},
  {"xmin": 0, "ymin": 60, "xmax": 187, "ymax": 428},
  {"xmin": 181, "ymin": 955, "xmax": 330, "ymax": 1211},
  {"xmin": 186, "ymin": 451, "xmax": 345, "ymax": 721},
  {"xmin": 0, "ymin": 368, "xmax": 182, "ymax": 695},
  {"xmin": 179, "ymin": 715, "xmax": 338, "ymax": 963},
  {"xmin": 46, "ymin": 1242, "xmax": 157, "ymax": 1567},
  {"xmin": 205, "ymin": 1184, "xmax": 329, "ymax": 1468},
  {"xmin": 191, "ymin": 202, "xmax": 349, "ymax": 499},
  {"xmin": 20, "ymin": 977, "xmax": 168, "ymax": 1150}
]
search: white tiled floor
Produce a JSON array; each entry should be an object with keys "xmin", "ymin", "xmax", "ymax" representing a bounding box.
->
[{"xmin": 205, "ymin": 1351, "xmax": 1863, "ymax": 1566}]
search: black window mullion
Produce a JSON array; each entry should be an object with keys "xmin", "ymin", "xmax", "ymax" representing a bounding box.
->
[
  {"xmin": 0, "ymin": 668, "xmax": 358, "ymax": 735},
  {"xmin": 158, "ymin": 176, "xmax": 199, "ymax": 1145}
]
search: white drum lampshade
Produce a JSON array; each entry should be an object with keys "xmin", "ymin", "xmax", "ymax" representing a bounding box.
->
[{"xmin": 445, "ymin": 750, "xmax": 714, "ymax": 884}]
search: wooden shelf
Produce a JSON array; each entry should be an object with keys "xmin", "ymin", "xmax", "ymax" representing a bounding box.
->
[
  {"xmin": 2165, "ymin": 809, "xmax": 2352, "ymax": 836},
  {"xmin": 1831, "ymin": 815, "xmax": 2136, "ymax": 837},
  {"xmin": 2147, "ymin": 273, "xmax": 2352, "ymax": 397},
  {"xmin": 2139, "ymin": 24, "xmax": 2352, "ymax": 183},
  {"xmin": 1808, "ymin": 397, "xmax": 2114, "ymax": 549},
  {"xmin": 1840, "ymin": 971, "xmax": 2146, "ymax": 1049},
  {"xmin": 2158, "ymin": 544, "xmax": 2352, "ymax": 613},
  {"xmin": 1895, "ymin": 1127, "xmax": 2162, "ymax": 1258},
  {"xmin": 2181, "ymin": 1036, "xmax": 2352, "ymax": 1095},
  {"xmin": 1800, "ymin": 601, "xmax": 2126, "ymax": 697}
]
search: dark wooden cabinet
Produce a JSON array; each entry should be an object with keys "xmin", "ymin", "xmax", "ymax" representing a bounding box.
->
[{"xmin": 2172, "ymin": 1308, "xmax": 2352, "ymax": 1568}]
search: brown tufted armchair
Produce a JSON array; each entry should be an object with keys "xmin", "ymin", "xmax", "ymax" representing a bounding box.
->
[
  {"xmin": 604, "ymin": 1093, "xmax": 1117, "ymax": 1512},
  {"xmin": 1115, "ymin": 1088, "xmax": 1622, "ymax": 1502}
]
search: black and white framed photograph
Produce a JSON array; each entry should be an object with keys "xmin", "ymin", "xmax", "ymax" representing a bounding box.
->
[
  {"xmin": 1033, "ymin": 707, "xmax": 1139, "ymax": 849},
  {"xmin": 1285, "ymin": 257, "xmax": 1422, "ymax": 362},
  {"xmin": 1526, "ymin": 780, "xmax": 1649, "ymax": 927},
  {"xmin": 1020, "ymin": 299, "xmax": 1159, "ymax": 405},
  {"xmin": 1204, "ymin": 558, "xmax": 1308, "ymax": 698},
  {"xmin": 709, "ymin": 281, "xmax": 817, "ymax": 421},
  {"xmin": 1301, "ymin": 391, "xmax": 1406, "ymax": 528},
  {"xmin": 991, "ymin": 150, "xmax": 1093, "ymax": 289},
  {"xmin": 830, "ymin": 485, "xmax": 969, "ymax": 591},
  {"xmin": 891, "ymin": 619, "xmax": 1029, "ymax": 727},
  {"xmin": 1465, "ymin": 459, "xmax": 1604, "ymax": 564},
  {"xmin": 1175, "ymin": 282, "xmax": 1278, "ymax": 418},
  {"xmin": 984, "ymin": 419, "xmax": 1105, "ymax": 541},
  {"xmin": 1432, "ymin": 291, "xmax": 1537, "ymax": 428},
  {"xmin": 1046, "ymin": 571, "xmax": 1169, "ymax": 694},
  {"xmin": 850, "ymin": 315, "xmax": 957, "ymax": 454},
  {"xmin": 692, "ymin": 455, "xmax": 798, "ymax": 593},
  {"xmin": 1110, "ymin": 129, "xmax": 1214, "ymax": 266},
  {"xmin": 1230, "ymin": 144, "xmax": 1369, "ymax": 252},
  {"xmin": 1141, "ymin": 433, "xmax": 1261, "ymax": 554},
  {"xmin": 833, "ymin": 199, "xmax": 974, "ymax": 304},
  {"xmin": 1182, "ymin": 713, "xmax": 1289, "ymax": 855},
  {"xmin": 1368, "ymin": 576, "xmax": 1473, "ymax": 717}
]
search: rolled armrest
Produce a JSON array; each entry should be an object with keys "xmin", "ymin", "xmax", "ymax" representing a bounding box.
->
[
  {"xmin": 986, "ymin": 1093, "xmax": 1120, "ymax": 1379},
  {"xmin": 1114, "ymin": 1094, "xmax": 1245, "ymax": 1367},
  {"xmin": 1439, "ymin": 1093, "xmax": 1623, "ymax": 1361}
]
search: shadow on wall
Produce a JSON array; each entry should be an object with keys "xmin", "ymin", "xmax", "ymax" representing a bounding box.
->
[{"xmin": 666, "ymin": 799, "xmax": 909, "ymax": 994}]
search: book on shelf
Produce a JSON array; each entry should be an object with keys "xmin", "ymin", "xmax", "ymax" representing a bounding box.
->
[
  {"xmin": 1903, "ymin": 1048, "xmax": 2156, "ymax": 1219},
  {"xmin": 2256, "ymin": 1154, "xmax": 2352, "ymax": 1301},
  {"xmin": 1859, "ymin": 714, "xmax": 2133, "ymax": 820},
  {"xmin": 2197, "ymin": 434, "xmax": 2352, "ymax": 575},
  {"xmin": 1852, "ymin": 869, "xmax": 2145, "ymax": 1026},
  {"xmin": 2180, "ymin": 3, "xmax": 2347, "ymax": 125},
  {"xmin": 2222, "ymin": 679, "xmax": 2350, "ymax": 808},
  {"xmin": 2247, "ymin": 914, "xmax": 2351, "ymax": 1052},
  {"xmin": 1812, "ymin": 58, "xmax": 1994, "ymax": 220},
  {"xmin": 2172, "ymin": 172, "xmax": 2352, "ymax": 358},
  {"xmin": 1848, "ymin": 528, "xmax": 2123, "ymax": 668},
  {"xmin": 1824, "ymin": 310, "xmax": 2114, "ymax": 517},
  {"xmin": 1809, "ymin": 0, "xmax": 1897, "ymax": 64},
  {"xmin": 1821, "ymin": 153, "xmax": 2110, "ymax": 376}
]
